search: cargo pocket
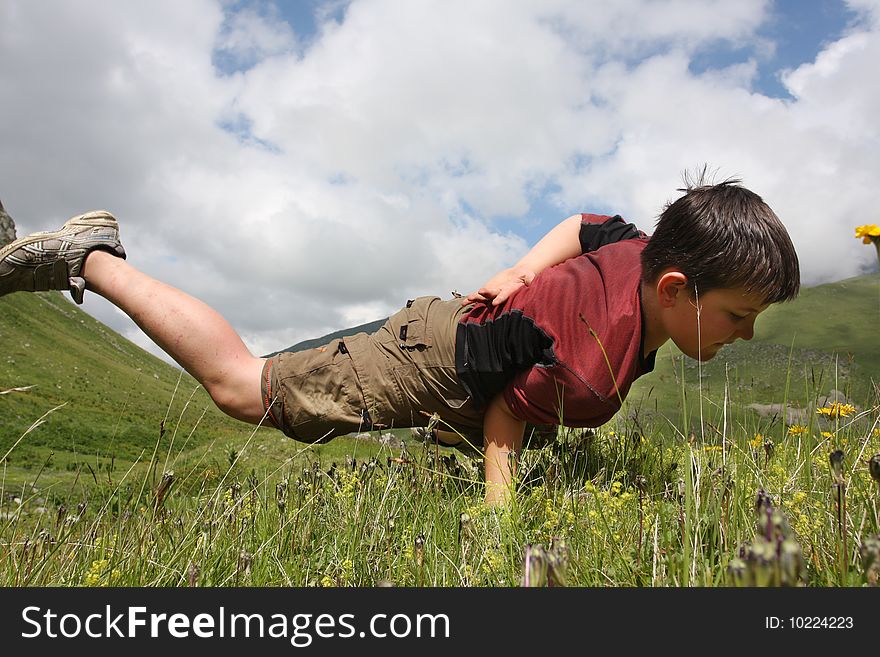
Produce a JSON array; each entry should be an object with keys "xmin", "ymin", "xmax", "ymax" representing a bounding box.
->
[{"xmin": 380, "ymin": 296, "xmax": 436, "ymax": 353}]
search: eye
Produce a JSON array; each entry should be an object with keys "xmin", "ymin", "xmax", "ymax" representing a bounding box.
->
[{"xmin": 729, "ymin": 312, "xmax": 747, "ymax": 321}]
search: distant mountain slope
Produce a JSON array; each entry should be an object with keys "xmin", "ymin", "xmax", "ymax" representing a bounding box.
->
[
  {"xmin": 267, "ymin": 317, "xmax": 388, "ymax": 356},
  {"xmin": 0, "ymin": 291, "xmax": 250, "ymax": 466},
  {"xmin": 754, "ymin": 272, "xmax": 879, "ymax": 375}
]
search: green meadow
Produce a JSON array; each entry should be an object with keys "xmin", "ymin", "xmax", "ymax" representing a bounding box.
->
[{"xmin": 1, "ymin": 275, "xmax": 878, "ymax": 586}]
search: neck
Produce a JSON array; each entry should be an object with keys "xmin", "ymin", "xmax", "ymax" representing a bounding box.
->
[{"xmin": 640, "ymin": 280, "xmax": 668, "ymax": 357}]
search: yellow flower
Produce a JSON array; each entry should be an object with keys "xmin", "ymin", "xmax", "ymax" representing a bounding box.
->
[
  {"xmin": 83, "ymin": 559, "xmax": 121, "ymax": 587},
  {"xmin": 787, "ymin": 424, "xmax": 808, "ymax": 436},
  {"xmin": 816, "ymin": 403, "xmax": 856, "ymax": 418},
  {"xmin": 855, "ymin": 224, "xmax": 880, "ymax": 244},
  {"xmin": 749, "ymin": 434, "xmax": 763, "ymax": 448},
  {"xmin": 821, "ymin": 431, "xmax": 833, "ymax": 439}
]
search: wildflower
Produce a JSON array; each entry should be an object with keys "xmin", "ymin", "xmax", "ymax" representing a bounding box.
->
[
  {"xmin": 334, "ymin": 469, "xmax": 360, "ymax": 501},
  {"xmin": 821, "ymin": 431, "xmax": 833, "ymax": 439},
  {"xmin": 787, "ymin": 424, "xmax": 808, "ymax": 436},
  {"xmin": 856, "ymin": 224, "xmax": 880, "ymax": 265},
  {"xmin": 83, "ymin": 559, "xmax": 121, "ymax": 587},
  {"xmin": 816, "ymin": 403, "xmax": 857, "ymax": 418},
  {"xmin": 749, "ymin": 434, "xmax": 763, "ymax": 449},
  {"xmin": 854, "ymin": 224, "xmax": 880, "ymax": 244}
]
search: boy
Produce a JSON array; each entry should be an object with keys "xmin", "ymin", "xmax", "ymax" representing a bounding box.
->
[{"xmin": 0, "ymin": 179, "xmax": 800, "ymax": 504}]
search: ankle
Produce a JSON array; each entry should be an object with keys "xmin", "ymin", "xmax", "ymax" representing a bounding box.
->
[{"xmin": 82, "ymin": 249, "xmax": 123, "ymax": 285}]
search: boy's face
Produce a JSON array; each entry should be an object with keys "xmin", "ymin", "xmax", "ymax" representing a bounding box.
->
[{"xmin": 665, "ymin": 285, "xmax": 769, "ymax": 361}]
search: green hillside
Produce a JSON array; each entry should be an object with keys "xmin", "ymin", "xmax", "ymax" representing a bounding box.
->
[{"xmin": 0, "ymin": 291, "xmax": 281, "ymax": 489}]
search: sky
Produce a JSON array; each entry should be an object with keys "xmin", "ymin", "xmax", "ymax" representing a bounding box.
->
[{"xmin": 1, "ymin": 0, "xmax": 879, "ymax": 365}]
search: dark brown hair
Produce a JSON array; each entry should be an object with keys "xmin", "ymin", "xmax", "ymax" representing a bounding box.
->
[{"xmin": 641, "ymin": 174, "xmax": 800, "ymax": 304}]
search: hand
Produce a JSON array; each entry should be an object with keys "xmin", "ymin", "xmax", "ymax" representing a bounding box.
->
[{"xmin": 462, "ymin": 266, "xmax": 536, "ymax": 306}]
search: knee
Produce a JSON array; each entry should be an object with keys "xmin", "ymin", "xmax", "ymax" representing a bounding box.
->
[
  {"xmin": 210, "ymin": 387, "xmax": 257, "ymax": 423},
  {"xmin": 205, "ymin": 359, "xmax": 267, "ymax": 425}
]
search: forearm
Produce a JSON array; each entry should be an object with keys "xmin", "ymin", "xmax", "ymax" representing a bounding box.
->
[
  {"xmin": 515, "ymin": 214, "xmax": 583, "ymax": 273},
  {"xmin": 464, "ymin": 215, "xmax": 586, "ymax": 307},
  {"xmin": 483, "ymin": 394, "xmax": 526, "ymax": 505}
]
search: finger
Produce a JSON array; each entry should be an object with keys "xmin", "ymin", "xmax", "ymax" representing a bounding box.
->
[
  {"xmin": 493, "ymin": 278, "xmax": 531, "ymax": 305},
  {"xmin": 463, "ymin": 292, "xmax": 489, "ymax": 305}
]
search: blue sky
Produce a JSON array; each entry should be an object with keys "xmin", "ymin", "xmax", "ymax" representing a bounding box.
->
[
  {"xmin": 1, "ymin": 0, "xmax": 878, "ymax": 360},
  {"xmin": 692, "ymin": 0, "xmax": 857, "ymax": 98}
]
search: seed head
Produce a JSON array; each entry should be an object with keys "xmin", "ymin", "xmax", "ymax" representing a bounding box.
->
[
  {"xmin": 275, "ymin": 481, "xmax": 288, "ymax": 512},
  {"xmin": 868, "ymin": 453, "xmax": 880, "ymax": 484},
  {"xmin": 187, "ymin": 562, "xmax": 200, "ymax": 587},
  {"xmin": 829, "ymin": 449, "xmax": 845, "ymax": 484},
  {"xmin": 55, "ymin": 504, "xmax": 67, "ymax": 527},
  {"xmin": 414, "ymin": 534, "xmax": 425, "ymax": 567},
  {"xmin": 546, "ymin": 537, "xmax": 569, "ymax": 587},
  {"xmin": 763, "ymin": 438, "xmax": 775, "ymax": 461},
  {"xmin": 522, "ymin": 544, "xmax": 549, "ymax": 587},
  {"xmin": 155, "ymin": 471, "xmax": 174, "ymax": 509},
  {"xmin": 238, "ymin": 549, "xmax": 253, "ymax": 577}
]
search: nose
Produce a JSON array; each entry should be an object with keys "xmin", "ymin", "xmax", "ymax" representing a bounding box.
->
[{"xmin": 736, "ymin": 318, "xmax": 756, "ymax": 341}]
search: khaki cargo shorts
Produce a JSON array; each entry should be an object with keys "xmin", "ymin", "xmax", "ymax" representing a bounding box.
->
[{"xmin": 261, "ymin": 296, "xmax": 483, "ymax": 443}]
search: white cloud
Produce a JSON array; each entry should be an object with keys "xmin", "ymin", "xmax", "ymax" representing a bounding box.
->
[
  {"xmin": 1, "ymin": 0, "xmax": 878, "ymax": 367},
  {"xmin": 215, "ymin": 5, "xmax": 297, "ymax": 69}
]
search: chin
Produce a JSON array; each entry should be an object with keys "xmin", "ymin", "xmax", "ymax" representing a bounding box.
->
[
  {"xmin": 674, "ymin": 340, "xmax": 721, "ymax": 361},
  {"xmin": 689, "ymin": 345, "xmax": 721, "ymax": 361}
]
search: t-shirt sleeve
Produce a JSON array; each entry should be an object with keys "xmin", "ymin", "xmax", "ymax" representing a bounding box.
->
[
  {"xmin": 502, "ymin": 364, "xmax": 617, "ymax": 427},
  {"xmin": 579, "ymin": 214, "xmax": 645, "ymax": 254}
]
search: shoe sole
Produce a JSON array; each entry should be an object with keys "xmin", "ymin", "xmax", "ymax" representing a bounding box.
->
[{"xmin": 0, "ymin": 210, "xmax": 118, "ymax": 262}]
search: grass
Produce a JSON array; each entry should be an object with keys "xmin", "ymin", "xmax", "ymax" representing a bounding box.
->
[
  {"xmin": 1, "ymin": 275, "xmax": 878, "ymax": 586},
  {"xmin": 2, "ymin": 367, "xmax": 878, "ymax": 586}
]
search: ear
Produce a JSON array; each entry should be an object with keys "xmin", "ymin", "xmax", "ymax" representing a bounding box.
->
[{"xmin": 655, "ymin": 271, "xmax": 689, "ymax": 308}]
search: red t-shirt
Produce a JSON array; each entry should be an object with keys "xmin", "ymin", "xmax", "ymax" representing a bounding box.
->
[{"xmin": 454, "ymin": 214, "xmax": 656, "ymax": 427}]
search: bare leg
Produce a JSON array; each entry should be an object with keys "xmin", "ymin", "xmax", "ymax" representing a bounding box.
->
[{"xmin": 82, "ymin": 250, "xmax": 267, "ymax": 424}]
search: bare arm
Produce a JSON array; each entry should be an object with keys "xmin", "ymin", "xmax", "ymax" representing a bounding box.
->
[
  {"xmin": 483, "ymin": 393, "xmax": 526, "ymax": 506},
  {"xmin": 463, "ymin": 214, "xmax": 583, "ymax": 306}
]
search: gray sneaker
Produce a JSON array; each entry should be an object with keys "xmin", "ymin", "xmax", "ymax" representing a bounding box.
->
[{"xmin": 0, "ymin": 210, "xmax": 126, "ymax": 304}]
